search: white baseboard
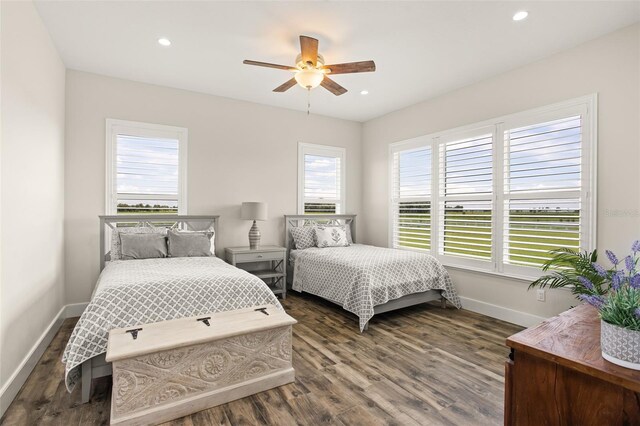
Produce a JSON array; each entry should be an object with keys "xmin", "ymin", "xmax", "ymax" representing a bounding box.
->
[
  {"xmin": 459, "ymin": 296, "xmax": 546, "ymax": 328},
  {"xmin": 64, "ymin": 302, "xmax": 89, "ymax": 318},
  {"xmin": 0, "ymin": 306, "xmax": 65, "ymax": 416},
  {"xmin": 0, "ymin": 301, "xmax": 89, "ymax": 418}
]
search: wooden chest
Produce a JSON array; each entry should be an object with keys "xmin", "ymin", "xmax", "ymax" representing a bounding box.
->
[{"xmin": 106, "ymin": 305, "xmax": 296, "ymax": 425}]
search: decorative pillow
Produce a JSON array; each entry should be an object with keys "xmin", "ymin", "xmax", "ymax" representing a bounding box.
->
[
  {"xmin": 319, "ymin": 224, "xmax": 353, "ymax": 244},
  {"xmin": 314, "ymin": 225, "xmax": 350, "ymax": 248},
  {"xmin": 120, "ymin": 233, "xmax": 168, "ymax": 260},
  {"xmin": 290, "ymin": 226, "xmax": 316, "ymax": 250},
  {"xmin": 167, "ymin": 230, "xmax": 214, "ymax": 257},
  {"xmin": 176, "ymin": 228, "xmax": 216, "ymax": 254},
  {"xmin": 111, "ymin": 227, "xmax": 167, "ymax": 260}
]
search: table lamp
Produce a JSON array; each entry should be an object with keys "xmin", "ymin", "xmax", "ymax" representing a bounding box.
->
[{"xmin": 241, "ymin": 202, "xmax": 268, "ymax": 249}]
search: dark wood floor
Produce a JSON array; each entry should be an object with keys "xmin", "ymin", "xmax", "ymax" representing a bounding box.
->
[{"xmin": 1, "ymin": 293, "xmax": 522, "ymax": 426}]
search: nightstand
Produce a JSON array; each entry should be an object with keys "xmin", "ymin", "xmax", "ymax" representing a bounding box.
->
[{"xmin": 225, "ymin": 246, "xmax": 287, "ymax": 299}]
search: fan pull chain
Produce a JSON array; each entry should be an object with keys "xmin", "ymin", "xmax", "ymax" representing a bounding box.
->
[{"xmin": 307, "ymin": 88, "xmax": 311, "ymax": 115}]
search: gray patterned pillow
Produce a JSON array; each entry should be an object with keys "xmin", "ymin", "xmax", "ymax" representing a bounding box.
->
[
  {"xmin": 314, "ymin": 225, "xmax": 350, "ymax": 248},
  {"xmin": 290, "ymin": 226, "xmax": 316, "ymax": 250},
  {"xmin": 111, "ymin": 226, "xmax": 167, "ymax": 260}
]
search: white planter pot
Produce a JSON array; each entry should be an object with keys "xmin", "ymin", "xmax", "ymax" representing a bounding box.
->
[{"xmin": 600, "ymin": 319, "xmax": 640, "ymax": 370}]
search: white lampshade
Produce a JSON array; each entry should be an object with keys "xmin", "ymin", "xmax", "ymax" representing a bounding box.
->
[
  {"xmin": 241, "ymin": 202, "xmax": 268, "ymax": 221},
  {"xmin": 294, "ymin": 69, "xmax": 324, "ymax": 89}
]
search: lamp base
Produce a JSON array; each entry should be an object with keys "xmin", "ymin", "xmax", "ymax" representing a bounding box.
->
[{"xmin": 249, "ymin": 220, "xmax": 261, "ymax": 250}]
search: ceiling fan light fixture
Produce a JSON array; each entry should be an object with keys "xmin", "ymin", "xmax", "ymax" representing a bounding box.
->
[
  {"xmin": 244, "ymin": 35, "xmax": 375, "ymax": 96},
  {"xmin": 294, "ymin": 68, "xmax": 324, "ymax": 89}
]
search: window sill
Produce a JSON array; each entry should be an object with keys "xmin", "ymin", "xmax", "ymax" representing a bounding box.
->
[{"xmin": 442, "ymin": 263, "xmax": 536, "ymax": 283}]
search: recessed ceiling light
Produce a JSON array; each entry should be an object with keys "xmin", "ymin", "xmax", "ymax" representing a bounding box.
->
[
  {"xmin": 512, "ymin": 11, "xmax": 528, "ymax": 21},
  {"xmin": 360, "ymin": 90, "xmax": 369, "ymax": 95},
  {"xmin": 158, "ymin": 38, "xmax": 171, "ymax": 46}
]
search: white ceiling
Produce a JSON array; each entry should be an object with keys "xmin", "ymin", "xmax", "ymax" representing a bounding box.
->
[{"xmin": 35, "ymin": 1, "xmax": 640, "ymax": 122}]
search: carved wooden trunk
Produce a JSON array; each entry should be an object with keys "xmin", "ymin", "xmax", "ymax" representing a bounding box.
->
[{"xmin": 105, "ymin": 305, "xmax": 296, "ymax": 425}]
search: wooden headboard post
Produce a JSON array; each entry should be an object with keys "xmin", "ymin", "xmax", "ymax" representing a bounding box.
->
[{"xmin": 99, "ymin": 215, "xmax": 219, "ymax": 271}]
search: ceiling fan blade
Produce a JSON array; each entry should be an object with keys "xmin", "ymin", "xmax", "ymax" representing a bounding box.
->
[
  {"xmin": 300, "ymin": 35, "xmax": 319, "ymax": 67},
  {"xmin": 320, "ymin": 76, "xmax": 347, "ymax": 96},
  {"xmin": 273, "ymin": 78, "xmax": 297, "ymax": 92},
  {"xmin": 243, "ymin": 60, "xmax": 296, "ymax": 71},
  {"xmin": 323, "ymin": 61, "xmax": 376, "ymax": 74}
]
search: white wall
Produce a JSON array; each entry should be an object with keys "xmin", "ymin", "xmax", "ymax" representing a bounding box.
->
[
  {"xmin": 0, "ymin": 0, "xmax": 66, "ymax": 413},
  {"xmin": 361, "ymin": 24, "xmax": 640, "ymax": 324},
  {"xmin": 64, "ymin": 70, "xmax": 362, "ymax": 304}
]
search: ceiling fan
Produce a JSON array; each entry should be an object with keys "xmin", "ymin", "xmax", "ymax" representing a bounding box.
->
[{"xmin": 243, "ymin": 35, "xmax": 375, "ymax": 96}]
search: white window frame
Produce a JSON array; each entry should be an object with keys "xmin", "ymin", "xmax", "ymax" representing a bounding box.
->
[
  {"xmin": 105, "ymin": 119, "xmax": 188, "ymax": 215},
  {"xmin": 298, "ymin": 142, "xmax": 346, "ymax": 214},
  {"xmin": 436, "ymin": 125, "xmax": 497, "ymax": 271},
  {"xmin": 389, "ymin": 94, "xmax": 597, "ymax": 280},
  {"xmin": 389, "ymin": 136, "xmax": 433, "ymax": 252}
]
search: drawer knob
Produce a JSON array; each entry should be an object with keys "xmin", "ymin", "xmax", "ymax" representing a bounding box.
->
[{"xmin": 257, "ymin": 255, "xmax": 263, "ymax": 258}]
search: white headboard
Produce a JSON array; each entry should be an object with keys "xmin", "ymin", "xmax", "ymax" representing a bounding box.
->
[{"xmin": 99, "ymin": 215, "xmax": 219, "ymax": 271}]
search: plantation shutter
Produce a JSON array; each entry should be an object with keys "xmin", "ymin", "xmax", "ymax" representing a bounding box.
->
[
  {"xmin": 391, "ymin": 147, "xmax": 432, "ymax": 251},
  {"xmin": 438, "ymin": 130, "xmax": 494, "ymax": 263},
  {"xmin": 301, "ymin": 147, "xmax": 345, "ymax": 214},
  {"xmin": 116, "ymin": 134, "xmax": 180, "ymax": 214},
  {"xmin": 389, "ymin": 97, "xmax": 594, "ymax": 278},
  {"xmin": 503, "ymin": 115, "xmax": 583, "ymax": 268}
]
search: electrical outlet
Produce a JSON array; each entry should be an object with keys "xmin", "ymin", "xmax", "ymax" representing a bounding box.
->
[{"xmin": 536, "ymin": 289, "xmax": 546, "ymax": 302}]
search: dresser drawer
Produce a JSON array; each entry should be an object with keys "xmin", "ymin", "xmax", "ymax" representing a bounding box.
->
[{"xmin": 234, "ymin": 251, "xmax": 284, "ymax": 263}]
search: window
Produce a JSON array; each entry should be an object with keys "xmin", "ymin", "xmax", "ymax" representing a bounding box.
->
[
  {"xmin": 390, "ymin": 95, "xmax": 596, "ymax": 278},
  {"xmin": 439, "ymin": 129, "xmax": 494, "ymax": 267},
  {"xmin": 298, "ymin": 143, "xmax": 345, "ymax": 214},
  {"xmin": 391, "ymin": 141, "xmax": 432, "ymax": 250},
  {"xmin": 106, "ymin": 119, "xmax": 187, "ymax": 215}
]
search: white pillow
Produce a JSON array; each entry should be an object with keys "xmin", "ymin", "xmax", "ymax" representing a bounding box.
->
[
  {"xmin": 319, "ymin": 224, "xmax": 353, "ymax": 244},
  {"xmin": 314, "ymin": 226, "xmax": 350, "ymax": 248},
  {"xmin": 110, "ymin": 227, "xmax": 167, "ymax": 260}
]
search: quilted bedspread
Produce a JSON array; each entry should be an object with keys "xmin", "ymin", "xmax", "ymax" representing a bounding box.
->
[
  {"xmin": 291, "ymin": 244, "xmax": 461, "ymax": 331},
  {"xmin": 62, "ymin": 256, "xmax": 281, "ymax": 392}
]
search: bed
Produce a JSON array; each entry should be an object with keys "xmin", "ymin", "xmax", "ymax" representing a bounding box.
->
[
  {"xmin": 285, "ymin": 214, "xmax": 461, "ymax": 332},
  {"xmin": 62, "ymin": 215, "xmax": 282, "ymax": 403}
]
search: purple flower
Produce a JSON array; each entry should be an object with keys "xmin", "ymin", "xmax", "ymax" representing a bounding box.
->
[
  {"xmin": 578, "ymin": 276, "xmax": 594, "ymax": 291},
  {"xmin": 592, "ymin": 262, "xmax": 608, "ymax": 278},
  {"xmin": 631, "ymin": 274, "xmax": 640, "ymax": 289},
  {"xmin": 633, "ymin": 241, "xmax": 640, "ymax": 253},
  {"xmin": 578, "ymin": 294, "xmax": 605, "ymax": 310},
  {"xmin": 635, "ymin": 308, "xmax": 640, "ymax": 319},
  {"xmin": 612, "ymin": 270, "xmax": 625, "ymax": 291},
  {"xmin": 606, "ymin": 250, "xmax": 620, "ymax": 265},
  {"xmin": 626, "ymin": 256, "xmax": 636, "ymax": 272}
]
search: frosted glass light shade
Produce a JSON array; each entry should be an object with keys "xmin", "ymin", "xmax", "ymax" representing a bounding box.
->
[
  {"xmin": 241, "ymin": 202, "xmax": 268, "ymax": 221},
  {"xmin": 294, "ymin": 69, "xmax": 324, "ymax": 89}
]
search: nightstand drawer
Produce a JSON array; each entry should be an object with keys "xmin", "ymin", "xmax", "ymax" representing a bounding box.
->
[{"xmin": 234, "ymin": 251, "xmax": 283, "ymax": 263}]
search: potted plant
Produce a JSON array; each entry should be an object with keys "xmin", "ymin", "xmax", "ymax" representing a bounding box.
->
[
  {"xmin": 578, "ymin": 243, "xmax": 640, "ymax": 369},
  {"xmin": 528, "ymin": 248, "xmax": 608, "ymax": 295}
]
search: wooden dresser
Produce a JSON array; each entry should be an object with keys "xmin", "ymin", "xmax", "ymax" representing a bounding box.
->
[{"xmin": 505, "ymin": 304, "xmax": 640, "ymax": 425}]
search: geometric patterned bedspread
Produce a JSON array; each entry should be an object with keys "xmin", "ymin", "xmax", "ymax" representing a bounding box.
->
[
  {"xmin": 62, "ymin": 256, "xmax": 282, "ymax": 392},
  {"xmin": 291, "ymin": 244, "xmax": 461, "ymax": 332}
]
